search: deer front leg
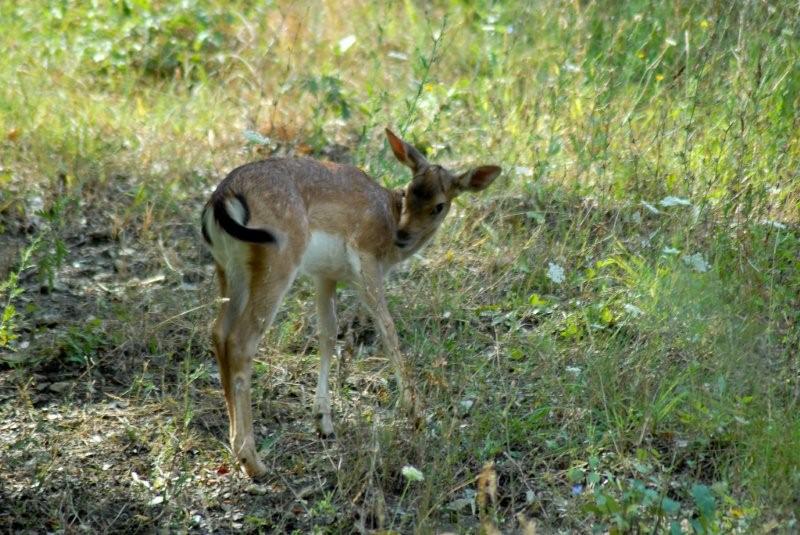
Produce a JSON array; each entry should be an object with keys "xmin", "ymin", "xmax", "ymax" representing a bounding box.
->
[
  {"xmin": 314, "ymin": 278, "xmax": 337, "ymax": 437},
  {"xmin": 353, "ymin": 258, "xmax": 420, "ymax": 418}
]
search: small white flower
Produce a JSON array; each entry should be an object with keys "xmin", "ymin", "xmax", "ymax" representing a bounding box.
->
[
  {"xmin": 546, "ymin": 262, "xmax": 565, "ymax": 284},
  {"xmin": 28, "ymin": 195, "xmax": 44, "ymax": 213},
  {"xmin": 762, "ymin": 220, "xmax": 787, "ymax": 230},
  {"xmin": 337, "ymin": 34, "xmax": 356, "ymax": 53},
  {"xmin": 402, "ymin": 465, "xmax": 425, "ymax": 482},
  {"xmin": 623, "ymin": 303, "xmax": 644, "ymax": 317},
  {"xmin": 683, "ymin": 253, "xmax": 710, "ymax": 273},
  {"xmin": 514, "ymin": 165, "xmax": 533, "ymax": 177},
  {"xmin": 243, "ymin": 130, "xmax": 271, "ymax": 145},
  {"xmin": 641, "ymin": 201, "xmax": 661, "ymax": 214},
  {"xmin": 566, "ymin": 366, "xmax": 581, "ymax": 376},
  {"xmin": 659, "ymin": 196, "xmax": 691, "ymax": 207}
]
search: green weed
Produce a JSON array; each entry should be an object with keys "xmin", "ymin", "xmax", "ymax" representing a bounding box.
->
[{"xmin": 1, "ymin": 0, "xmax": 798, "ymax": 532}]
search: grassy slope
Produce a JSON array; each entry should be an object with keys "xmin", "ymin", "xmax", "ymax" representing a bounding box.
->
[{"xmin": 1, "ymin": 0, "xmax": 798, "ymax": 532}]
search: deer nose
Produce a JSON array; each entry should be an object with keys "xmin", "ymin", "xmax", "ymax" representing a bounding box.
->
[{"xmin": 395, "ymin": 229, "xmax": 411, "ymax": 247}]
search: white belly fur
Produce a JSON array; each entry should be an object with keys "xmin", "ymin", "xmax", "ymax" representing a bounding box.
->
[{"xmin": 300, "ymin": 231, "xmax": 361, "ymax": 279}]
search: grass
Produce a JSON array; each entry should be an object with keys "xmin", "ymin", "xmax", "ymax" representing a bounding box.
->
[{"xmin": 1, "ymin": 0, "xmax": 798, "ymax": 532}]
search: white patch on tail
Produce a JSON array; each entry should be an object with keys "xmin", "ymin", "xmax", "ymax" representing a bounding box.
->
[{"xmin": 224, "ymin": 196, "xmax": 247, "ymax": 225}]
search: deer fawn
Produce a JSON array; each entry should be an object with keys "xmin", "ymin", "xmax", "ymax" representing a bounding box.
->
[{"xmin": 201, "ymin": 128, "xmax": 501, "ymax": 477}]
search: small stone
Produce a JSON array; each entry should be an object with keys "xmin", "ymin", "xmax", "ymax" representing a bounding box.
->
[{"xmin": 49, "ymin": 381, "xmax": 72, "ymax": 393}]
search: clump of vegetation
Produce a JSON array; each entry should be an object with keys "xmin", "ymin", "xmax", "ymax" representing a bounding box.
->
[{"xmin": 1, "ymin": 0, "xmax": 797, "ymax": 532}]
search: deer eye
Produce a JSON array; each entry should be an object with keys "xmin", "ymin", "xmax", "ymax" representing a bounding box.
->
[{"xmin": 432, "ymin": 203, "xmax": 445, "ymax": 215}]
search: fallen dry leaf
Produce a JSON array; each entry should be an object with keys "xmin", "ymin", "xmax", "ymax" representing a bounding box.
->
[{"xmin": 476, "ymin": 461, "xmax": 497, "ymax": 512}]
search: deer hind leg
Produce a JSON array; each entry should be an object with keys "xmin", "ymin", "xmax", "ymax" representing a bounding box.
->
[
  {"xmin": 313, "ymin": 278, "xmax": 337, "ymax": 437},
  {"xmin": 212, "ymin": 263, "xmax": 236, "ymax": 441},
  {"xmin": 212, "ymin": 245, "xmax": 297, "ymax": 478}
]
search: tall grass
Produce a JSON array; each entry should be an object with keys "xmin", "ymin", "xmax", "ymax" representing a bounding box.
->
[{"xmin": 1, "ymin": 0, "xmax": 798, "ymax": 532}]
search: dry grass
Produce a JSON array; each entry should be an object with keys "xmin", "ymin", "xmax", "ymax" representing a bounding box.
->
[{"xmin": 2, "ymin": 0, "xmax": 799, "ymax": 533}]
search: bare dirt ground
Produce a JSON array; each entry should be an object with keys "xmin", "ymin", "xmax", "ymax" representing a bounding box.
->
[{"xmin": 0, "ymin": 196, "xmax": 487, "ymax": 533}]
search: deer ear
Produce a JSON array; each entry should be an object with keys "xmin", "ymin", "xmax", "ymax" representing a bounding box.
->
[
  {"xmin": 456, "ymin": 165, "xmax": 502, "ymax": 192},
  {"xmin": 385, "ymin": 128, "xmax": 428, "ymax": 172}
]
